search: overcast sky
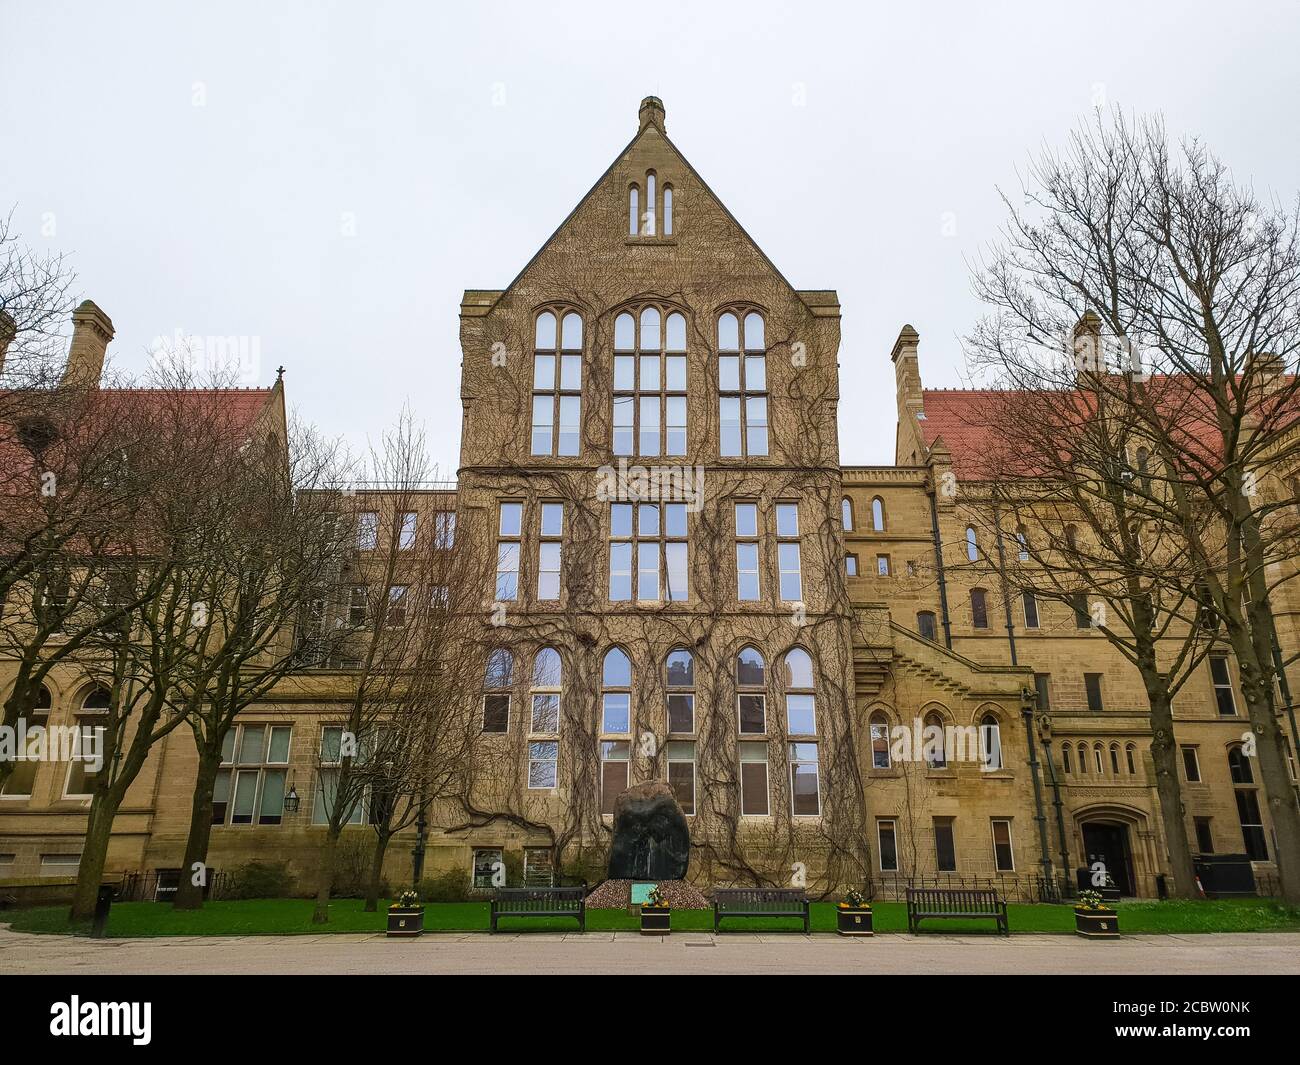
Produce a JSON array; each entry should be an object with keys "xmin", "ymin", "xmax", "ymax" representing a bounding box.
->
[{"xmin": 3, "ymin": 0, "xmax": 1298, "ymax": 474}]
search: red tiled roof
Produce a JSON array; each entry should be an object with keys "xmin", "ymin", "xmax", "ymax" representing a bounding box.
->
[{"xmin": 919, "ymin": 377, "xmax": 1299, "ymax": 480}]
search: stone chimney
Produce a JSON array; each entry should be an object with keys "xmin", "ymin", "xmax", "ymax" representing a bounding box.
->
[
  {"xmin": 62, "ymin": 299, "xmax": 114, "ymax": 389},
  {"xmin": 891, "ymin": 324, "xmax": 926, "ymax": 464},
  {"xmin": 0, "ymin": 310, "xmax": 14, "ymax": 376},
  {"xmin": 639, "ymin": 96, "xmax": 666, "ymax": 134},
  {"xmin": 1072, "ymin": 310, "xmax": 1104, "ymax": 382}
]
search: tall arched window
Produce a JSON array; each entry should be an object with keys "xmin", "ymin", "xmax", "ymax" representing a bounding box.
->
[
  {"xmin": 666, "ymin": 648, "xmax": 694, "ymax": 733},
  {"xmin": 645, "ymin": 171, "xmax": 657, "ymax": 235},
  {"xmin": 601, "ymin": 648, "xmax": 632, "ymax": 735},
  {"xmin": 1065, "ymin": 524, "xmax": 1079, "ymax": 552},
  {"xmin": 737, "ymin": 646, "xmax": 766, "ymax": 734},
  {"xmin": 841, "ymin": 497, "xmax": 854, "ymax": 531},
  {"xmin": 628, "ymin": 184, "xmax": 639, "ymax": 236},
  {"xmin": 1109, "ymin": 743, "xmax": 1121, "ymax": 775},
  {"xmin": 980, "ymin": 713, "xmax": 1002, "ymax": 770},
  {"xmin": 965, "ymin": 525, "xmax": 979, "ymax": 562},
  {"xmin": 1062, "ymin": 743, "xmax": 1073, "ymax": 774},
  {"xmin": 719, "ymin": 311, "xmax": 768, "ymax": 457},
  {"xmin": 1, "ymin": 685, "xmax": 51, "ymax": 797},
  {"xmin": 871, "ymin": 497, "xmax": 886, "ymax": 531},
  {"xmin": 65, "ymin": 687, "xmax": 110, "ymax": 798},
  {"xmin": 482, "ymin": 650, "xmax": 514, "ymax": 733},
  {"xmin": 613, "ymin": 306, "xmax": 687, "ymax": 457},
  {"xmin": 970, "ymin": 587, "xmax": 989, "ymax": 629},
  {"xmin": 531, "ymin": 310, "xmax": 582, "ymax": 456},
  {"xmin": 530, "ymin": 648, "xmax": 561, "ymax": 733},
  {"xmin": 665, "ymin": 652, "xmax": 694, "ymax": 813},
  {"xmin": 923, "ymin": 710, "xmax": 946, "ymax": 768},
  {"xmin": 1125, "ymin": 743, "xmax": 1137, "ymax": 776},
  {"xmin": 870, "ymin": 711, "xmax": 891, "ymax": 769},
  {"xmin": 663, "ymin": 185, "xmax": 674, "ymax": 235},
  {"xmin": 1229, "ymin": 745, "xmax": 1268, "ymax": 859},
  {"xmin": 1016, "ymin": 526, "xmax": 1030, "ymax": 562},
  {"xmin": 783, "ymin": 648, "xmax": 816, "ymax": 735},
  {"xmin": 1093, "ymin": 743, "xmax": 1105, "ymax": 775}
]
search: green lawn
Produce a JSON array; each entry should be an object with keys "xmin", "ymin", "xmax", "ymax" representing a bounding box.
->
[{"xmin": 4, "ymin": 896, "xmax": 1299, "ymax": 937}]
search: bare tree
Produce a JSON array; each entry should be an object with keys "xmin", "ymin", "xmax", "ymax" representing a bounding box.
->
[
  {"xmin": 170, "ymin": 415, "xmax": 353, "ymax": 909},
  {"xmin": 310, "ymin": 411, "xmax": 474, "ymax": 923},
  {"xmin": 966, "ymin": 109, "xmax": 1300, "ymax": 903}
]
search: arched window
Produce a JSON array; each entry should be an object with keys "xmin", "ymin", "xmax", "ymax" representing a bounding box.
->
[
  {"xmin": 645, "ymin": 171, "xmax": 657, "ymax": 235},
  {"xmin": 1228, "ymin": 745, "xmax": 1253, "ymax": 785},
  {"xmin": 601, "ymin": 648, "xmax": 631, "ymax": 735},
  {"xmin": 663, "ymin": 185, "xmax": 674, "ymax": 235},
  {"xmin": 870, "ymin": 711, "xmax": 891, "ymax": 769},
  {"xmin": 980, "ymin": 713, "xmax": 1002, "ymax": 770},
  {"xmin": 871, "ymin": 497, "xmax": 886, "ymax": 532},
  {"xmin": 1016, "ymin": 526, "xmax": 1029, "ymax": 562},
  {"xmin": 482, "ymin": 650, "xmax": 513, "ymax": 733},
  {"xmin": 530, "ymin": 648, "xmax": 561, "ymax": 733},
  {"xmin": 531, "ymin": 310, "xmax": 582, "ymax": 456},
  {"xmin": 923, "ymin": 710, "xmax": 946, "ymax": 768},
  {"xmin": 1093, "ymin": 743, "xmax": 1105, "ymax": 775},
  {"xmin": 965, "ymin": 526, "xmax": 979, "ymax": 562},
  {"xmin": 598, "ymin": 653, "xmax": 633, "ymax": 810},
  {"xmin": 970, "ymin": 587, "xmax": 989, "ymax": 629},
  {"xmin": 719, "ymin": 311, "xmax": 768, "ymax": 458},
  {"xmin": 1125, "ymin": 743, "xmax": 1137, "ymax": 776},
  {"xmin": 666, "ymin": 648, "xmax": 694, "ymax": 733},
  {"xmin": 1, "ymin": 685, "xmax": 52, "ymax": 797},
  {"xmin": 1109, "ymin": 743, "xmax": 1121, "ymax": 775},
  {"xmin": 628, "ymin": 184, "xmax": 639, "ymax": 236},
  {"xmin": 737, "ymin": 646, "xmax": 766, "ymax": 734},
  {"xmin": 783, "ymin": 648, "xmax": 816, "ymax": 735},
  {"xmin": 1228, "ymin": 745, "xmax": 1268, "ymax": 859},
  {"xmin": 841, "ymin": 497, "xmax": 854, "ymax": 531},
  {"xmin": 613, "ymin": 305, "xmax": 687, "ymax": 457},
  {"xmin": 1062, "ymin": 743, "xmax": 1073, "ymax": 774},
  {"xmin": 66, "ymin": 687, "xmax": 110, "ymax": 798},
  {"xmin": 1065, "ymin": 524, "xmax": 1079, "ymax": 553},
  {"xmin": 917, "ymin": 610, "xmax": 937, "ymax": 642}
]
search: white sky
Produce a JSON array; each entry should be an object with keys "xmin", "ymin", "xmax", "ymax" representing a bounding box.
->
[{"xmin": 3, "ymin": 0, "xmax": 1298, "ymax": 474}]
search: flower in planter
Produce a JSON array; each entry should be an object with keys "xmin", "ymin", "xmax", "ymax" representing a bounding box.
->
[
  {"xmin": 391, "ymin": 889, "xmax": 421, "ymax": 910},
  {"xmin": 839, "ymin": 888, "xmax": 869, "ymax": 909},
  {"xmin": 1077, "ymin": 889, "xmax": 1110, "ymax": 911},
  {"xmin": 644, "ymin": 886, "xmax": 669, "ymax": 909}
]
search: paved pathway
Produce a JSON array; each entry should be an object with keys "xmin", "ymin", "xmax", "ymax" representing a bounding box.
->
[{"xmin": 2, "ymin": 925, "xmax": 1297, "ymax": 974}]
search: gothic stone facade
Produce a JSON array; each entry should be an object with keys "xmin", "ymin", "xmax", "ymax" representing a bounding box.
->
[{"xmin": 1, "ymin": 99, "xmax": 1293, "ymax": 898}]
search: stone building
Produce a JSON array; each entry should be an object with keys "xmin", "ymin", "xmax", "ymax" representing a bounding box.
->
[{"xmin": 1, "ymin": 99, "xmax": 1296, "ymax": 900}]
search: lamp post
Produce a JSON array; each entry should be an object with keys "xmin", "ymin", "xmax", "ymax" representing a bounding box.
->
[{"xmin": 1021, "ymin": 686, "xmax": 1056, "ymax": 901}]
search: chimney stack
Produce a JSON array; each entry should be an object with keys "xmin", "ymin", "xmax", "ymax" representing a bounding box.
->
[
  {"xmin": 63, "ymin": 299, "xmax": 114, "ymax": 389},
  {"xmin": 0, "ymin": 310, "xmax": 14, "ymax": 376}
]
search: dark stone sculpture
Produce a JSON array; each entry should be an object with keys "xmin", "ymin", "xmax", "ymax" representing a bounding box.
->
[{"xmin": 607, "ymin": 780, "xmax": 690, "ymax": 880}]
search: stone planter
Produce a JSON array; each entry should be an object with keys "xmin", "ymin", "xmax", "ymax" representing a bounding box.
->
[
  {"xmin": 837, "ymin": 905, "xmax": 874, "ymax": 936},
  {"xmin": 1074, "ymin": 906, "xmax": 1119, "ymax": 939},
  {"xmin": 640, "ymin": 905, "xmax": 671, "ymax": 935},
  {"xmin": 387, "ymin": 906, "xmax": 425, "ymax": 937}
]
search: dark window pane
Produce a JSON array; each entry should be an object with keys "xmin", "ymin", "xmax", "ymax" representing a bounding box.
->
[
  {"xmin": 483, "ymin": 694, "xmax": 509, "ymax": 733},
  {"xmin": 934, "ymin": 818, "xmax": 957, "ymax": 872}
]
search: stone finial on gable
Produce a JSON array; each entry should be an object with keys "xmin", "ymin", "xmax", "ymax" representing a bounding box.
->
[{"xmin": 639, "ymin": 96, "xmax": 666, "ymax": 133}]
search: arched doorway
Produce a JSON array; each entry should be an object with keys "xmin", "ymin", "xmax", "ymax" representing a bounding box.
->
[
  {"xmin": 1081, "ymin": 821, "xmax": 1135, "ymax": 896},
  {"xmin": 1074, "ymin": 804, "xmax": 1152, "ymax": 897}
]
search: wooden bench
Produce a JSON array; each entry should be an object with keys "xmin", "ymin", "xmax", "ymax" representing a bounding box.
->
[
  {"xmin": 713, "ymin": 887, "xmax": 810, "ymax": 933},
  {"xmin": 490, "ymin": 886, "xmax": 586, "ymax": 933},
  {"xmin": 906, "ymin": 887, "xmax": 1008, "ymax": 933}
]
